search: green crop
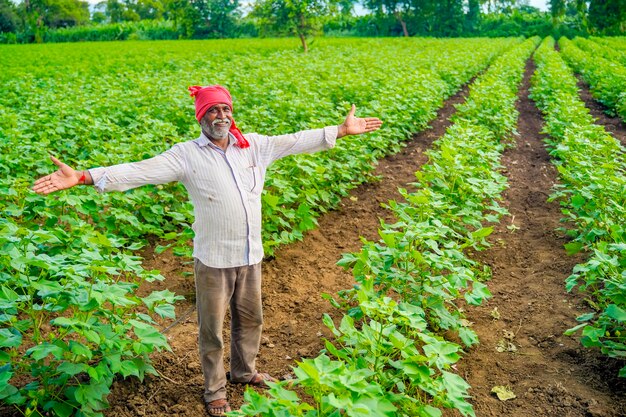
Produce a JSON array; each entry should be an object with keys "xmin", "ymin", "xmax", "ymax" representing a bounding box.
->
[
  {"xmin": 1, "ymin": 37, "xmax": 519, "ymax": 416},
  {"xmin": 233, "ymin": 37, "xmax": 539, "ymax": 417},
  {"xmin": 531, "ymin": 37, "xmax": 626, "ymax": 378},
  {"xmin": 579, "ymin": 37, "xmax": 626, "ymax": 68},
  {"xmin": 559, "ymin": 37, "xmax": 626, "ymax": 121}
]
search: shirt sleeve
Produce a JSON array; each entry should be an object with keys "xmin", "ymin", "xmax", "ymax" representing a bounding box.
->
[
  {"xmin": 88, "ymin": 145, "xmax": 185, "ymax": 192},
  {"xmin": 255, "ymin": 125, "xmax": 338, "ymax": 166}
]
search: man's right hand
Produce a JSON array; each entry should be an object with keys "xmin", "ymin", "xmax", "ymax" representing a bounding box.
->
[{"xmin": 32, "ymin": 155, "xmax": 90, "ymax": 195}]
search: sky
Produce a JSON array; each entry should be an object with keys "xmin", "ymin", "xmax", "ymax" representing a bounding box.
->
[{"xmin": 528, "ymin": 0, "xmax": 549, "ymax": 11}]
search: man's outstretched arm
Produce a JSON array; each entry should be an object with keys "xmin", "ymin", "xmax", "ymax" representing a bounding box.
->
[
  {"xmin": 32, "ymin": 155, "xmax": 93, "ymax": 195},
  {"xmin": 33, "ymin": 147, "xmax": 185, "ymax": 195},
  {"xmin": 260, "ymin": 104, "xmax": 383, "ymax": 163}
]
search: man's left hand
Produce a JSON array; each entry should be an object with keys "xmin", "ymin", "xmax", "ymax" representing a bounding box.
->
[{"xmin": 338, "ymin": 104, "xmax": 383, "ymax": 138}]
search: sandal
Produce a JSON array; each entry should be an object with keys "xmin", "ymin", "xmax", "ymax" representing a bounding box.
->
[
  {"xmin": 205, "ymin": 398, "xmax": 231, "ymax": 417},
  {"xmin": 227, "ymin": 371, "xmax": 277, "ymax": 387}
]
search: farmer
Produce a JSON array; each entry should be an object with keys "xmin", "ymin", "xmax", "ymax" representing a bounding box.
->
[{"xmin": 32, "ymin": 85, "xmax": 382, "ymax": 416}]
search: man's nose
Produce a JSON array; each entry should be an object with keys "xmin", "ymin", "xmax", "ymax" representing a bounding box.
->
[{"xmin": 217, "ymin": 109, "xmax": 227, "ymax": 118}]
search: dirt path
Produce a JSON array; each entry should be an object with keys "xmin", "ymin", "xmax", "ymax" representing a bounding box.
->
[
  {"xmin": 106, "ymin": 59, "xmax": 626, "ymax": 417},
  {"xmin": 576, "ymin": 79, "xmax": 626, "ymax": 147},
  {"xmin": 448, "ymin": 59, "xmax": 626, "ymax": 417},
  {"xmin": 105, "ymin": 86, "xmax": 471, "ymax": 416}
]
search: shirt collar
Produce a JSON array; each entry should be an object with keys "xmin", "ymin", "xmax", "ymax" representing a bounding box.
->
[{"xmin": 194, "ymin": 131, "xmax": 236, "ymax": 148}]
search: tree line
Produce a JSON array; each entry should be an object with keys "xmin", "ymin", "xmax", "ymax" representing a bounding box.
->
[{"xmin": 0, "ymin": 0, "xmax": 624, "ymax": 45}]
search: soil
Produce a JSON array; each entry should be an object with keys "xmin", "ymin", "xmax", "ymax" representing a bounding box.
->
[
  {"xmin": 576, "ymin": 78, "xmax": 626, "ymax": 147},
  {"xmin": 444, "ymin": 59, "xmax": 626, "ymax": 417},
  {"xmin": 105, "ymin": 58, "xmax": 626, "ymax": 416},
  {"xmin": 103, "ymin": 82, "xmax": 471, "ymax": 416},
  {"xmin": 4, "ymin": 56, "xmax": 624, "ymax": 417}
]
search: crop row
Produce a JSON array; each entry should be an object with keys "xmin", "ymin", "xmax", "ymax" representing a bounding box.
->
[
  {"xmin": 531, "ymin": 37, "xmax": 626, "ymax": 377},
  {"xmin": 233, "ymin": 37, "xmax": 539, "ymax": 417},
  {"xmin": 559, "ymin": 37, "xmax": 626, "ymax": 121},
  {"xmin": 1, "ymin": 38, "xmax": 520, "ymax": 259},
  {"xmin": 0, "ymin": 38, "xmax": 519, "ymax": 417},
  {"xmin": 580, "ymin": 37, "xmax": 626, "ymax": 67},
  {"xmin": 590, "ymin": 36, "xmax": 626, "ymax": 53}
]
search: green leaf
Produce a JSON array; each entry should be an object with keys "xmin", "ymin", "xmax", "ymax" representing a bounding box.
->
[
  {"xmin": 564, "ymin": 322, "xmax": 588, "ymax": 336},
  {"xmin": 465, "ymin": 281, "xmax": 491, "ymax": 305},
  {"xmin": 604, "ymin": 304, "xmax": 626, "ymax": 322},
  {"xmin": 0, "ymin": 382, "xmax": 18, "ymax": 400},
  {"xmin": 0, "ymin": 328, "xmax": 21, "ymax": 349},
  {"xmin": 576, "ymin": 312, "xmax": 595, "ymax": 322},
  {"xmin": 130, "ymin": 320, "xmax": 167, "ymax": 347},
  {"xmin": 69, "ymin": 340, "xmax": 93, "ymax": 360},
  {"xmin": 459, "ymin": 327, "xmax": 479, "ymax": 347},
  {"xmin": 471, "ymin": 227, "xmax": 493, "ymax": 239},
  {"xmin": 26, "ymin": 343, "xmax": 65, "ymax": 361},
  {"xmin": 119, "ymin": 360, "xmax": 140, "ymax": 378},
  {"xmin": 44, "ymin": 401, "xmax": 74, "ymax": 417},
  {"xmin": 57, "ymin": 362, "xmax": 87, "ymax": 377},
  {"xmin": 570, "ymin": 194, "xmax": 586, "ymax": 209},
  {"xmin": 420, "ymin": 405, "xmax": 442, "ymax": 417},
  {"xmin": 564, "ymin": 242, "xmax": 584, "ymax": 255},
  {"xmin": 154, "ymin": 244, "xmax": 171, "ymax": 254}
]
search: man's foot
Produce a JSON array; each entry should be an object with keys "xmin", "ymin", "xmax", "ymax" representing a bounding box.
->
[
  {"xmin": 247, "ymin": 372, "xmax": 277, "ymax": 387},
  {"xmin": 205, "ymin": 398, "xmax": 231, "ymax": 417},
  {"xmin": 227, "ymin": 371, "xmax": 277, "ymax": 387}
]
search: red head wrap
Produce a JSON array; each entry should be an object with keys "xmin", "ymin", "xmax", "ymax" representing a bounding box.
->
[{"xmin": 188, "ymin": 85, "xmax": 249, "ymax": 148}]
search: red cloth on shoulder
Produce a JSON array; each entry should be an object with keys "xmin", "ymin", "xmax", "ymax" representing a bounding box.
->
[{"xmin": 188, "ymin": 85, "xmax": 249, "ymax": 149}]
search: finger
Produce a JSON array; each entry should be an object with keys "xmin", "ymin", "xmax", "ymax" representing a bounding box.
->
[
  {"xmin": 33, "ymin": 173, "xmax": 56, "ymax": 188},
  {"xmin": 33, "ymin": 173, "xmax": 55, "ymax": 185},
  {"xmin": 50, "ymin": 155, "xmax": 64, "ymax": 168},
  {"xmin": 365, "ymin": 124, "xmax": 382, "ymax": 132},
  {"xmin": 348, "ymin": 104, "xmax": 356, "ymax": 118},
  {"xmin": 32, "ymin": 183, "xmax": 53, "ymax": 193}
]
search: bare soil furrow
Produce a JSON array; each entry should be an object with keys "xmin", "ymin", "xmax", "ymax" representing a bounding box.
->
[
  {"xmin": 576, "ymin": 78, "xmax": 626, "ymax": 147},
  {"xmin": 451, "ymin": 59, "xmax": 626, "ymax": 417},
  {"xmin": 105, "ymin": 85, "xmax": 472, "ymax": 416}
]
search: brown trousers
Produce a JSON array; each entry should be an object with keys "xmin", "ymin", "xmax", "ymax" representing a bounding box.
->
[{"xmin": 194, "ymin": 259, "xmax": 263, "ymax": 403}]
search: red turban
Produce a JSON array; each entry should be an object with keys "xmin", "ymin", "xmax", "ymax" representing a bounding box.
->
[{"xmin": 188, "ymin": 85, "xmax": 249, "ymax": 148}]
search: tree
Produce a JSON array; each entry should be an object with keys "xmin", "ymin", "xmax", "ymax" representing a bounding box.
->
[
  {"xmin": 190, "ymin": 0, "xmax": 240, "ymax": 38},
  {"xmin": 163, "ymin": 0, "xmax": 199, "ymax": 37},
  {"xmin": 433, "ymin": 0, "xmax": 464, "ymax": 35},
  {"xmin": 42, "ymin": 0, "xmax": 90, "ymax": 28},
  {"xmin": 100, "ymin": 0, "xmax": 125, "ymax": 22},
  {"xmin": 465, "ymin": 0, "xmax": 481, "ymax": 33},
  {"xmin": 549, "ymin": 0, "xmax": 566, "ymax": 24},
  {"xmin": 481, "ymin": 0, "xmax": 521, "ymax": 14},
  {"xmin": 363, "ymin": 0, "xmax": 411, "ymax": 36},
  {"xmin": 252, "ymin": 0, "xmax": 330, "ymax": 52},
  {"xmin": 130, "ymin": 0, "xmax": 164, "ymax": 20},
  {"xmin": 0, "ymin": 0, "xmax": 20, "ymax": 32},
  {"xmin": 588, "ymin": 0, "xmax": 626, "ymax": 34}
]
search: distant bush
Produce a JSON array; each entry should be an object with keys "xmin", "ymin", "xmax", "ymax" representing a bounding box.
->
[
  {"xmin": 0, "ymin": 31, "xmax": 16, "ymax": 43},
  {"xmin": 39, "ymin": 20, "xmax": 181, "ymax": 43}
]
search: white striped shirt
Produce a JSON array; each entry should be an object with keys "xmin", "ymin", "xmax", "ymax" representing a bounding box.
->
[{"xmin": 89, "ymin": 126, "xmax": 338, "ymax": 268}]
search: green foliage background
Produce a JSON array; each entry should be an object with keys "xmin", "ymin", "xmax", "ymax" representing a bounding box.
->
[{"xmin": 0, "ymin": 37, "xmax": 516, "ymax": 416}]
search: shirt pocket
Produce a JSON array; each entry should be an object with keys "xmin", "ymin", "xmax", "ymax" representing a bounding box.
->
[{"xmin": 239, "ymin": 165, "xmax": 261, "ymax": 195}]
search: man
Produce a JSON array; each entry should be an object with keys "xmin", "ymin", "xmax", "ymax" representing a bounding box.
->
[{"xmin": 33, "ymin": 85, "xmax": 382, "ymax": 416}]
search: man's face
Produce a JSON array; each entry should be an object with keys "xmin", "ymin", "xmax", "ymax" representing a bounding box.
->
[{"xmin": 201, "ymin": 103, "xmax": 233, "ymax": 140}]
